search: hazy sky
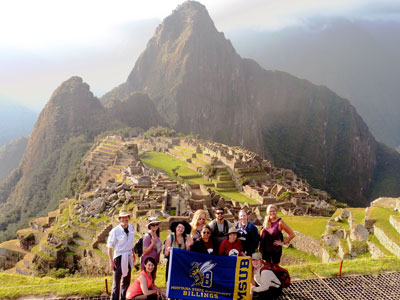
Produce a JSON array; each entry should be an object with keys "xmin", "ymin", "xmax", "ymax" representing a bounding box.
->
[{"xmin": 1, "ymin": 0, "xmax": 399, "ymax": 111}]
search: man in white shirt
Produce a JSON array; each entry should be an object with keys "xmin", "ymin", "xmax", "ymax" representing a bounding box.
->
[
  {"xmin": 107, "ymin": 209, "xmax": 135, "ymax": 300},
  {"xmin": 251, "ymin": 252, "xmax": 282, "ymax": 300}
]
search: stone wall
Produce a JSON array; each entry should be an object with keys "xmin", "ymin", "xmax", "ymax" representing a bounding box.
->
[
  {"xmin": 290, "ymin": 231, "xmax": 324, "ymax": 258},
  {"xmin": 389, "ymin": 215, "xmax": 400, "ymax": 235},
  {"xmin": 367, "ymin": 241, "xmax": 386, "ymax": 258},
  {"xmin": 373, "ymin": 225, "xmax": 400, "ymax": 257}
]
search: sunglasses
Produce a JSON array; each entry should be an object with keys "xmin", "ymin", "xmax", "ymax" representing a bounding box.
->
[
  {"xmin": 216, "ymin": 212, "xmax": 224, "ymax": 215},
  {"xmin": 202, "ymin": 231, "xmax": 211, "ymax": 235},
  {"xmin": 150, "ymin": 223, "xmax": 159, "ymax": 227}
]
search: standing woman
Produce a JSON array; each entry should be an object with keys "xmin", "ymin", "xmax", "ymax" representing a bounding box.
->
[
  {"xmin": 259, "ymin": 205, "xmax": 295, "ymax": 264},
  {"xmin": 190, "ymin": 209, "xmax": 207, "ymax": 240},
  {"xmin": 235, "ymin": 209, "xmax": 260, "ymax": 256},
  {"xmin": 164, "ymin": 220, "xmax": 193, "ymax": 282},
  {"xmin": 141, "ymin": 217, "xmax": 162, "ymax": 277}
]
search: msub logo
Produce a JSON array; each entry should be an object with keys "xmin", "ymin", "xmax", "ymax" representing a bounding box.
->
[{"xmin": 189, "ymin": 260, "xmax": 216, "ymax": 288}]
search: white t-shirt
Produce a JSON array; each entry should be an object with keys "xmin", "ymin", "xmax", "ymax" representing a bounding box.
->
[
  {"xmin": 107, "ymin": 224, "xmax": 134, "ymax": 258},
  {"xmin": 252, "ymin": 267, "xmax": 281, "ymax": 292}
]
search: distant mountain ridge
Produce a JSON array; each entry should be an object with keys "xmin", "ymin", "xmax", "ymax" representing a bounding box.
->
[
  {"xmin": 227, "ymin": 18, "xmax": 400, "ymax": 148},
  {"xmin": 0, "ymin": 136, "xmax": 28, "ymax": 183},
  {"xmin": 0, "ymin": 98, "xmax": 37, "ymax": 147}
]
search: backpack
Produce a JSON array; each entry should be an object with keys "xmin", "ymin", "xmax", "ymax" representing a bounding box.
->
[
  {"xmin": 261, "ymin": 263, "xmax": 291, "ymax": 288},
  {"xmin": 133, "ymin": 233, "xmax": 149, "ymax": 257}
]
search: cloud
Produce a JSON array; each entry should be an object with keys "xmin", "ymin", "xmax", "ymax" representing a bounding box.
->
[{"xmin": 208, "ymin": 0, "xmax": 400, "ymax": 31}]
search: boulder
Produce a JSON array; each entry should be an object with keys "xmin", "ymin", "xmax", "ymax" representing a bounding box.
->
[
  {"xmin": 341, "ymin": 209, "xmax": 350, "ymax": 218},
  {"xmin": 107, "ymin": 193, "xmax": 118, "ymax": 202},
  {"xmin": 322, "ymin": 233, "xmax": 339, "ymax": 248},
  {"xmin": 350, "ymin": 224, "xmax": 369, "ymax": 241},
  {"xmin": 334, "ymin": 216, "xmax": 342, "ymax": 222}
]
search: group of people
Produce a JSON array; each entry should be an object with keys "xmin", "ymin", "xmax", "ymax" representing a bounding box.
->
[{"xmin": 107, "ymin": 204, "xmax": 295, "ymax": 300}]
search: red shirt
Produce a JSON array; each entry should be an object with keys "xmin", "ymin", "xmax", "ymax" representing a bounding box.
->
[
  {"xmin": 126, "ymin": 270, "xmax": 153, "ymax": 299},
  {"xmin": 219, "ymin": 239, "xmax": 242, "ymax": 256}
]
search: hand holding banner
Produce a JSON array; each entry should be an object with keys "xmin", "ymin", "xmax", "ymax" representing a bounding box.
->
[{"xmin": 167, "ymin": 248, "xmax": 251, "ymax": 300}]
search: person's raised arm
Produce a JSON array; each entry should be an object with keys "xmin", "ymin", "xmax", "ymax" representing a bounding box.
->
[
  {"xmin": 164, "ymin": 235, "xmax": 172, "ymax": 257},
  {"xmin": 143, "ymin": 234, "xmax": 156, "ymax": 255}
]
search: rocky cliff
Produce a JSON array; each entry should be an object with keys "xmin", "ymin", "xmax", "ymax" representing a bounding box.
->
[
  {"xmin": 0, "ymin": 78, "xmax": 164, "ymax": 242},
  {"xmin": 102, "ymin": 1, "xmax": 383, "ymax": 206}
]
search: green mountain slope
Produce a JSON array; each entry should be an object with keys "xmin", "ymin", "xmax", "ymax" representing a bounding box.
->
[
  {"xmin": 0, "ymin": 77, "xmax": 165, "ymax": 242},
  {"xmin": 0, "ymin": 136, "xmax": 28, "ymax": 183}
]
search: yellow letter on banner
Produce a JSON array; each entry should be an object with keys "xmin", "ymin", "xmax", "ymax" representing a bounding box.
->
[{"xmin": 233, "ymin": 257, "xmax": 251, "ymax": 300}]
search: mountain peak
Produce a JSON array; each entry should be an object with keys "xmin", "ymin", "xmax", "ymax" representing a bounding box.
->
[{"xmin": 152, "ymin": 0, "xmax": 218, "ymax": 45}]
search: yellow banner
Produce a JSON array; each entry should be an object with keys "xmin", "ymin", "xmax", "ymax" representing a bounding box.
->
[{"xmin": 233, "ymin": 256, "xmax": 252, "ymax": 300}]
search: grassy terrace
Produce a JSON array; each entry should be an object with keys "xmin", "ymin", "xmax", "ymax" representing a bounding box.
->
[
  {"xmin": 187, "ymin": 177, "xmax": 212, "ymax": 185},
  {"xmin": 348, "ymin": 207, "xmax": 366, "ymax": 225},
  {"xmin": 287, "ymin": 257, "xmax": 400, "ymax": 279},
  {"xmin": 330, "ymin": 208, "xmax": 350, "ymax": 230},
  {"xmin": 278, "ymin": 213, "xmax": 329, "ymax": 240},
  {"xmin": 140, "ymin": 151, "xmax": 257, "ymax": 204},
  {"xmin": 369, "ymin": 206, "xmax": 400, "ymax": 245},
  {"xmin": 283, "ymin": 247, "xmax": 321, "ymax": 264},
  {"xmin": 214, "ymin": 190, "xmax": 257, "ymax": 204},
  {"xmin": 141, "ymin": 151, "xmax": 199, "ymax": 178},
  {"xmin": 367, "ymin": 234, "xmax": 394, "ymax": 257}
]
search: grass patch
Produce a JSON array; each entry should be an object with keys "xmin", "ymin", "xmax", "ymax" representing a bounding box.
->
[
  {"xmin": 367, "ymin": 234, "xmax": 394, "ymax": 257},
  {"xmin": 141, "ymin": 152, "xmax": 199, "ymax": 178},
  {"xmin": 369, "ymin": 206, "xmax": 400, "ymax": 245},
  {"xmin": 348, "ymin": 208, "xmax": 365, "ymax": 225},
  {"xmin": 0, "ymin": 273, "xmax": 111, "ymax": 299},
  {"xmin": 212, "ymin": 190, "xmax": 258, "ymax": 204},
  {"xmin": 283, "ymin": 247, "xmax": 321, "ymax": 264},
  {"xmin": 187, "ymin": 177, "xmax": 211, "ymax": 185},
  {"xmin": 286, "ymin": 257, "xmax": 400, "ymax": 280},
  {"xmin": 160, "ymin": 230, "xmax": 170, "ymax": 242},
  {"xmin": 279, "ymin": 215, "xmax": 329, "ymax": 240}
]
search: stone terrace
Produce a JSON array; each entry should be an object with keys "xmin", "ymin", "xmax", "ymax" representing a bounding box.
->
[
  {"xmin": 80, "ymin": 136, "xmax": 135, "ymax": 189},
  {"xmin": 140, "ymin": 136, "xmax": 333, "ymax": 217}
]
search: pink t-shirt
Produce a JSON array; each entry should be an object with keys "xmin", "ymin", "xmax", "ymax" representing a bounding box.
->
[{"xmin": 126, "ymin": 270, "xmax": 153, "ymax": 299}]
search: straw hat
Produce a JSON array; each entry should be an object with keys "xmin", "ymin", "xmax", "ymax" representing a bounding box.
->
[
  {"xmin": 118, "ymin": 209, "xmax": 130, "ymax": 218},
  {"xmin": 147, "ymin": 217, "xmax": 160, "ymax": 229},
  {"xmin": 226, "ymin": 227, "xmax": 239, "ymax": 236}
]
